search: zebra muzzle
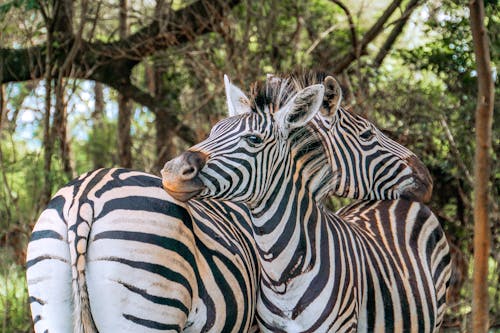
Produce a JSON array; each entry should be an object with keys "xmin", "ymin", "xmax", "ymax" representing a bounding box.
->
[
  {"xmin": 400, "ymin": 155, "xmax": 433, "ymax": 203},
  {"xmin": 161, "ymin": 151, "xmax": 207, "ymax": 202}
]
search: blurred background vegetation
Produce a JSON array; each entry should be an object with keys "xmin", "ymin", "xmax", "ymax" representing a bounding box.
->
[{"xmin": 0, "ymin": 0, "xmax": 498, "ymax": 331}]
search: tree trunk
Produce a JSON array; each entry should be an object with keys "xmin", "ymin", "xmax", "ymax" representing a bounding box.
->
[
  {"xmin": 154, "ymin": 74, "xmax": 177, "ymax": 174},
  {"xmin": 53, "ymin": 76, "xmax": 74, "ymax": 179},
  {"xmin": 470, "ymin": 0, "xmax": 495, "ymax": 331},
  {"xmin": 41, "ymin": 32, "xmax": 54, "ymax": 207},
  {"xmin": 117, "ymin": 0, "xmax": 133, "ymax": 168},
  {"xmin": 118, "ymin": 94, "xmax": 132, "ymax": 168},
  {"xmin": 0, "ymin": 85, "xmax": 6, "ymax": 131},
  {"xmin": 153, "ymin": 0, "xmax": 176, "ymax": 173},
  {"xmin": 155, "ymin": 107, "xmax": 177, "ymax": 173},
  {"xmin": 91, "ymin": 81, "xmax": 106, "ymax": 169}
]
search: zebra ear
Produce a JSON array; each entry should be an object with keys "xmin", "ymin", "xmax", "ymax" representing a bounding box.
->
[
  {"xmin": 276, "ymin": 84, "xmax": 325, "ymax": 133},
  {"xmin": 224, "ymin": 75, "xmax": 251, "ymax": 117},
  {"xmin": 320, "ymin": 76, "xmax": 342, "ymax": 125}
]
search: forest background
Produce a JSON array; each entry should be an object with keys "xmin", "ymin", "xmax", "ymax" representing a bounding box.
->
[{"xmin": 0, "ymin": 0, "xmax": 498, "ymax": 332}]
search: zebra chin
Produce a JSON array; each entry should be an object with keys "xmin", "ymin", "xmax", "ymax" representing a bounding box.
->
[
  {"xmin": 161, "ymin": 179, "xmax": 205, "ymax": 202},
  {"xmin": 161, "ymin": 170, "xmax": 205, "ymax": 202}
]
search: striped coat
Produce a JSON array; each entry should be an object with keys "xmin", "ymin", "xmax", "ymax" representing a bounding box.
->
[
  {"xmin": 27, "ymin": 168, "xmax": 259, "ymax": 332},
  {"xmin": 162, "ymin": 74, "xmax": 451, "ymax": 332}
]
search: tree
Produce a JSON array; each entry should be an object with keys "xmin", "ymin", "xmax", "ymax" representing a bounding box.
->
[
  {"xmin": 3, "ymin": 2, "xmax": 498, "ymax": 330},
  {"xmin": 470, "ymin": 0, "xmax": 495, "ymax": 331},
  {"xmin": 0, "ymin": 0, "xmax": 242, "ymax": 144},
  {"xmin": 117, "ymin": 0, "xmax": 133, "ymax": 168}
]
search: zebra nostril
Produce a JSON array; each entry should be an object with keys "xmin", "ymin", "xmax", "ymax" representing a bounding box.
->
[{"xmin": 181, "ymin": 165, "xmax": 197, "ymax": 178}]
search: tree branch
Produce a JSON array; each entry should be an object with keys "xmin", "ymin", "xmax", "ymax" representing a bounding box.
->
[
  {"xmin": 0, "ymin": 0, "xmax": 241, "ymax": 84},
  {"xmin": 329, "ymin": 0, "xmax": 358, "ymax": 56},
  {"xmin": 373, "ymin": 0, "xmax": 421, "ymax": 67},
  {"xmin": 107, "ymin": 79, "xmax": 197, "ymax": 145},
  {"xmin": 0, "ymin": 0, "xmax": 239, "ymax": 146},
  {"xmin": 331, "ymin": 0, "xmax": 403, "ymax": 74}
]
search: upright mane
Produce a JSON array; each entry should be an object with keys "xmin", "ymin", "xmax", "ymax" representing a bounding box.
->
[
  {"xmin": 249, "ymin": 72, "xmax": 329, "ymax": 114},
  {"xmin": 246, "ymin": 72, "xmax": 335, "ymax": 199}
]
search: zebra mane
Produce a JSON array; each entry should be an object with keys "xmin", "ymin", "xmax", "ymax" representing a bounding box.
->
[
  {"xmin": 249, "ymin": 71, "xmax": 328, "ymax": 114},
  {"xmin": 248, "ymin": 72, "xmax": 337, "ymax": 200}
]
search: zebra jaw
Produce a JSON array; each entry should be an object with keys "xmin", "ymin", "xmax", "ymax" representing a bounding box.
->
[
  {"xmin": 161, "ymin": 150, "xmax": 207, "ymax": 202},
  {"xmin": 400, "ymin": 155, "xmax": 434, "ymax": 202}
]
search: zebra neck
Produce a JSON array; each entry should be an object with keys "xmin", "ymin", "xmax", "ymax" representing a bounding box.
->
[{"xmin": 249, "ymin": 181, "xmax": 327, "ymax": 287}]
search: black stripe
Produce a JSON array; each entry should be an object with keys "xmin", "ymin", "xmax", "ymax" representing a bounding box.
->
[
  {"xmin": 119, "ymin": 282, "xmax": 190, "ymax": 316},
  {"xmin": 93, "ymin": 230, "xmax": 196, "ymax": 272},
  {"xmin": 98, "ymin": 196, "xmax": 192, "ymax": 229},
  {"xmin": 46, "ymin": 195, "xmax": 67, "ymax": 222},
  {"xmin": 30, "ymin": 230, "xmax": 63, "ymax": 242},
  {"xmin": 28, "ymin": 296, "xmax": 46, "ymax": 305},
  {"xmin": 103, "ymin": 257, "xmax": 193, "ymax": 298},
  {"xmin": 26, "ymin": 255, "xmax": 68, "ymax": 269},
  {"xmin": 123, "ymin": 314, "xmax": 181, "ymax": 332}
]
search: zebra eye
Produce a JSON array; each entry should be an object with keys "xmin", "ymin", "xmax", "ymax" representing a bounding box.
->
[
  {"xmin": 360, "ymin": 129, "xmax": 375, "ymax": 140},
  {"xmin": 243, "ymin": 134, "xmax": 263, "ymax": 146}
]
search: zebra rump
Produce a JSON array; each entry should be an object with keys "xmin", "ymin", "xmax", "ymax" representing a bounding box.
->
[{"xmin": 26, "ymin": 168, "xmax": 259, "ymax": 333}]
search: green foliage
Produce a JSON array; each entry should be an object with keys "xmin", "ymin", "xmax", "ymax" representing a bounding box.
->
[
  {"xmin": 76, "ymin": 117, "xmax": 118, "ymax": 172},
  {"xmin": 0, "ymin": 0, "xmax": 39, "ymax": 20},
  {"xmin": 0, "ymin": 260, "xmax": 31, "ymax": 333},
  {"xmin": 0, "ymin": 0, "xmax": 499, "ymax": 330}
]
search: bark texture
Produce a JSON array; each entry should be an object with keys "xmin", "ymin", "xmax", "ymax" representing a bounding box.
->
[
  {"xmin": 117, "ymin": 0, "xmax": 133, "ymax": 168},
  {"xmin": 469, "ymin": 0, "xmax": 495, "ymax": 331}
]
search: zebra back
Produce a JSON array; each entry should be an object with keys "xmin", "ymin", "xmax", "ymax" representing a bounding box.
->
[{"xmin": 27, "ymin": 168, "xmax": 259, "ymax": 332}]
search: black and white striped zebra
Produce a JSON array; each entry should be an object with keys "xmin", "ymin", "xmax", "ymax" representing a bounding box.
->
[
  {"xmin": 162, "ymin": 74, "xmax": 451, "ymax": 332},
  {"xmin": 27, "ymin": 74, "xmax": 440, "ymax": 333},
  {"xmin": 26, "ymin": 168, "xmax": 260, "ymax": 333}
]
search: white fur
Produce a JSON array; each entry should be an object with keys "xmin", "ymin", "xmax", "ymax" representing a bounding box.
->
[
  {"xmin": 224, "ymin": 75, "xmax": 251, "ymax": 117},
  {"xmin": 274, "ymin": 84, "xmax": 325, "ymax": 133}
]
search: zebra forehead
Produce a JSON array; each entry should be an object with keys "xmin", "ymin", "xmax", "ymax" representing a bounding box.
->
[{"xmin": 212, "ymin": 111, "xmax": 268, "ymax": 135}]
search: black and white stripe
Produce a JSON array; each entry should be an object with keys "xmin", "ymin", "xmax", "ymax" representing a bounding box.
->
[
  {"xmin": 163, "ymin": 74, "xmax": 451, "ymax": 332},
  {"xmin": 27, "ymin": 168, "xmax": 259, "ymax": 333}
]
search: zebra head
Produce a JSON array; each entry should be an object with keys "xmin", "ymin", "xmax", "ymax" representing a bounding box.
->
[
  {"xmin": 161, "ymin": 74, "xmax": 433, "ymax": 203},
  {"xmin": 317, "ymin": 76, "xmax": 433, "ymax": 202},
  {"xmin": 162, "ymin": 75, "xmax": 330, "ymax": 205}
]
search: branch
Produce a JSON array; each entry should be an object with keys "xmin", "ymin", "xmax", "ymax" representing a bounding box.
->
[
  {"xmin": 0, "ymin": 0, "xmax": 241, "ymax": 84},
  {"xmin": 107, "ymin": 79, "xmax": 197, "ymax": 145},
  {"xmin": 0, "ymin": 0, "xmax": 238, "ymax": 146},
  {"xmin": 331, "ymin": 0, "xmax": 403, "ymax": 74},
  {"xmin": 440, "ymin": 116, "xmax": 473, "ymax": 185},
  {"xmin": 329, "ymin": 0, "xmax": 358, "ymax": 55},
  {"xmin": 373, "ymin": 0, "xmax": 421, "ymax": 67},
  {"xmin": 92, "ymin": 0, "xmax": 240, "ymax": 61}
]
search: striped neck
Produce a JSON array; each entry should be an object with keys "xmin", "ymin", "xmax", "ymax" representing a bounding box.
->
[{"xmin": 249, "ymin": 156, "xmax": 326, "ymax": 289}]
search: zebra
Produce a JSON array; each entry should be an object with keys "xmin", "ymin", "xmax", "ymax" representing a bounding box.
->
[
  {"xmin": 27, "ymin": 74, "xmax": 438, "ymax": 333},
  {"xmin": 162, "ymin": 74, "xmax": 451, "ymax": 332},
  {"xmin": 26, "ymin": 168, "xmax": 260, "ymax": 333}
]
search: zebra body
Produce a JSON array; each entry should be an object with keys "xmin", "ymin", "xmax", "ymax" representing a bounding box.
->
[
  {"xmin": 27, "ymin": 168, "xmax": 259, "ymax": 333},
  {"xmin": 162, "ymin": 74, "xmax": 451, "ymax": 332},
  {"xmin": 253, "ymin": 199, "xmax": 449, "ymax": 332}
]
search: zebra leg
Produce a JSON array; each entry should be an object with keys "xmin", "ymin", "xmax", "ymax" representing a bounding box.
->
[{"xmin": 26, "ymin": 206, "xmax": 73, "ymax": 333}]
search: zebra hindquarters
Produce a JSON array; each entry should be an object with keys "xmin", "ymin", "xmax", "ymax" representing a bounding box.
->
[
  {"xmin": 86, "ymin": 206, "xmax": 199, "ymax": 333},
  {"xmin": 400, "ymin": 200, "xmax": 451, "ymax": 331},
  {"xmin": 26, "ymin": 203, "xmax": 73, "ymax": 333},
  {"xmin": 339, "ymin": 199, "xmax": 451, "ymax": 333}
]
